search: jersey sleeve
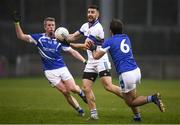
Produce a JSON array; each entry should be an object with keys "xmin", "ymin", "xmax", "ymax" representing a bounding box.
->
[
  {"xmin": 79, "ymin": 23, "xmax": 86, "ymax": 36},
  {"xmin": 29, "ymin": 34, "xmax": 40, "ymax": 45},
  {"xmin": 100, "ymin": 40, "xmax": 110, "ymax": 52},
  {"xmin": 62, "ymin": 46, "xmax": 72, "ymax": 52}
]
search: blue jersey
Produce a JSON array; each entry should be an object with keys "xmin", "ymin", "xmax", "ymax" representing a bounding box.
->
[
  {"xmin": 101, "ymin": 34, "xmax": 137, "ymax": 74},
  {"xmin": 30, "ymin": 33, "xmax": 69, "ymax": 71}
]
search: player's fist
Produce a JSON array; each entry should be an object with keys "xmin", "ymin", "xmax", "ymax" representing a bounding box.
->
[
  {"xmin": 85, "ymin": 40, "xmax": 93, "ymax": 49},
  {"xmin": 12, "ymin": 11, "xmax": 21, "ymax": 23},
  {"xmin": 85, "ymin": 41, "xmax": 97, "ymax": 51},
  {"xmin": 89, "ymin": 44, "xmax": 97, "ymax": 51}
]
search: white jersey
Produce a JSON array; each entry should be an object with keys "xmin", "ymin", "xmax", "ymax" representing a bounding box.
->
[{"xmin": 79, "ymin": 20, "xmax": 110, "ymax": 64}]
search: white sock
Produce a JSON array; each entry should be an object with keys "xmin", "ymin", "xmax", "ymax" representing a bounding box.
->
[{"xmin": 91, "ymin": 109, "xmax": 98, "ymax": 117}]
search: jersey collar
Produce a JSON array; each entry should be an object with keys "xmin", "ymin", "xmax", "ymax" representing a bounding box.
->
[
  {"xmin": 113, "ymin": 34, "xmax": 126, "ymax": 37},
  {"xmin": 88, "ymin": 19, "xmax": 99, "ymax": 28},
  {"xmin": 44, "ymin": 33, "xmax": 56, "ymax": 39}
]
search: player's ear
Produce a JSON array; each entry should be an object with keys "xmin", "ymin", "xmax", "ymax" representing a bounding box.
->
[
  {"xmin": 95, "ymin": 9, "xmax": 99, "ymax": 18},
  {"xmin": 44, "ymin": 24, "xmax": 47, "ymax": 31},
  {"xmin": 97, "ymin": 11, "xmax": 99, "ymax": 18},
  {"xmin": 43, "ymin": 21, "xmax": 46, "ymax": 29},
  {"xmin": 110, "ymin": 30, "xmax": 113, "ymax": 36}
]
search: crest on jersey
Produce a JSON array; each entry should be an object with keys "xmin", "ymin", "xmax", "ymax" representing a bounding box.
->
[
  {"xmin": 95, "ymin": 36, "xmax": 101, "ymax": 40},
  {"xmin": 88, "ymin": 30, "xmax": 91, "ymax": 35}
]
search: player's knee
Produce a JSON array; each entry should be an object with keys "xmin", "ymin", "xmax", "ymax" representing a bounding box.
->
[
  {"xmin": 104, "ymin": 84, "xmax": 112, "ymax": 92},
  {"xmin": 82, "ymin": 85, "xmax": 91, "ymax": 93},
  {"xmin": 90, "ymin": 96, "xmax": 96, "ymax": 102},
  {"xmin": 66, "ymin": 83, "xmax": 78, "ymax": 92},
  {"xmin": 68, "ymin": 85, "xmax": 73, "ymax": 90},
  {"xmin": 61, "ymin": 89, "xmax": 69, "ymax": 96},
  {"xmin": 125, "ymin": 101, "xmax": 132, "ymax": 107},
  {"xmin": 124, "ymin": 98, "xmax": 133, "ymax": 107},
  {"xmin": 126, "ymin": 100, "xmax": 137, "ymax": 107},
  {"xmin": 56, "ymin": 86, "xmax": 69, "ymax": 94}
]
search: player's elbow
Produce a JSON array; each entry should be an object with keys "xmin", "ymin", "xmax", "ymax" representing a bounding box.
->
[
  {"xmin": 93, "ymin": 56, "xmax": 99, "ymax": 60},
  {"xmin": 16, "ymin": 34, "xmax": 22, "ymax": 40}
]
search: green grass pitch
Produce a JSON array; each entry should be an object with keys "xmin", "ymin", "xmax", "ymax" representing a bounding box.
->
[{"xmin": 0, "ymin": 77, "xmax": 180, "ymax": 124}]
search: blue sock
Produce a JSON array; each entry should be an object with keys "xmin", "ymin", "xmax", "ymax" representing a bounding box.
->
[
  {"xmin": 76, "ymin": 107, "xmax": 83, "ymax": 112},
  {"xmin": 79, "ymin": 90, "xmax": 84, "ymax": 97},
  {"xmin": 134, "ymin": 113, "xmax": 141, "ymax": 118},
  {"xmin": 147, "ymin": 95, "xmax": 153, "ymax": 102},
  {"xmin": 147, "ymin": 95, "xmax": 156, "ymax": 103},
  {"xmin": 133, "ymin": 113, "xmax": 141, "ymax": 121}
]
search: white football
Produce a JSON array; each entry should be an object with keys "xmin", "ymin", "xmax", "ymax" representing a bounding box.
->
[{"xmin": 55, "ymin": 27, "xmax": 69, "ymax": 41}]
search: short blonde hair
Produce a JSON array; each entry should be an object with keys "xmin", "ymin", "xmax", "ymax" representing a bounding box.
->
[{"xmin": 44, "ymin": 17, "xmax": 55, "ymax": 26}]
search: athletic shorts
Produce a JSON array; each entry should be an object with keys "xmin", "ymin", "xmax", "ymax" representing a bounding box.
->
[
  {"xmin": 119, "ymin": 67, "xmax": 141, "ymax": 93},
  {"xmin": 84, "ymin": 61, "xmax": 111, "ymax": 73},
  {"xmin": 44, "ymin": 67, "xmax": 73, "ymax": 87}
]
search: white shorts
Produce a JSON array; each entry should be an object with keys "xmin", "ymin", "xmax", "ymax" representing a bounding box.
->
[
  {"xmin": 119, "ymin": 67, "xmax": 141, "ymax": 93},
  {"xmin": 84, "ymin": 61, "xmax": 111, "ymax": 73},
  {"xmin": 44, "ymin": 67, "xmax": 73, "ymax": 87}
]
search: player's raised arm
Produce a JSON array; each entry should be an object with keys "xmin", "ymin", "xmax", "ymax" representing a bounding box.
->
[{"xmin": 12, "ymin": 11, "xmax": 30, "ymax": 42}]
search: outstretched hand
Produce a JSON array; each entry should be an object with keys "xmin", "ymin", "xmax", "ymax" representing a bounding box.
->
[{"xmin": 12, "ymin": 11, "xmax": 21, "ymax": 23}]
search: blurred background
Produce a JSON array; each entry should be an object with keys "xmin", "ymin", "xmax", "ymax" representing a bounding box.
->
[{"xmin": 0, "ymin": 0, "xmax": 180, "ymax": 79}]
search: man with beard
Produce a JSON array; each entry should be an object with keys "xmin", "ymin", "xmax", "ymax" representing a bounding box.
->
[
  {"xmin": 65, "ymin": 5, "xmax": 125, "ymax": 120},
  {"xmin": 12, "ymin": 13, "xmax": 87, "ymax": 116}
]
